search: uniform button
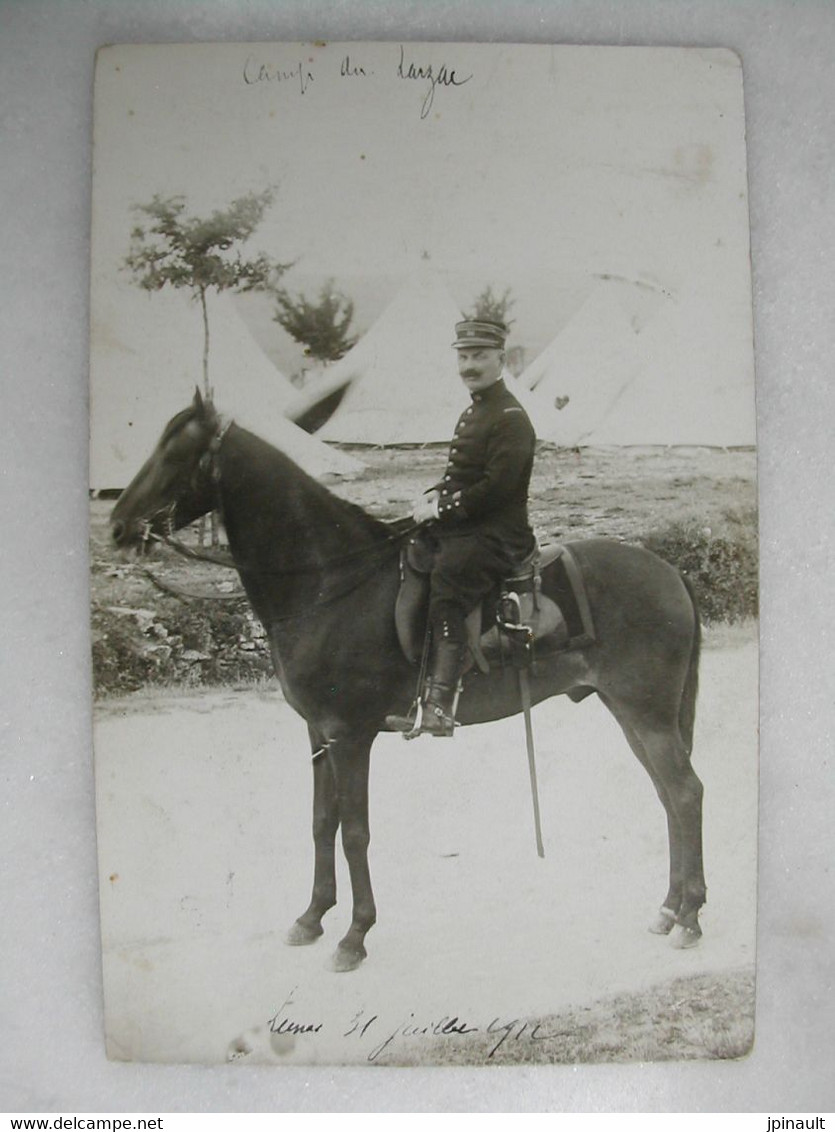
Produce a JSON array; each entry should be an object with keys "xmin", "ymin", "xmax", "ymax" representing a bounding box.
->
[{"xmin": 444, "ymin": 475, "xmax": 451, "ymax": 482}]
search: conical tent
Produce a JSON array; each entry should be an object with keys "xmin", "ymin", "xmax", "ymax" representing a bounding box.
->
[
  {"xmin": 89, "ymin": 283, "xmax": 363, "ymax": 490},
  {"xmin": 586, "ymin": 291, "xmax": 756, "ymax": 447},
  {"xmin": 300, "ymin": 273, "xmax": 469, "ymax": 445},
  {"xmin": 521, "ymin": 282, "xmax": 756, "ymax": 447},
  {"xmin": 521, "ymin": 286, "xmax": 644, "ymax": 446}
]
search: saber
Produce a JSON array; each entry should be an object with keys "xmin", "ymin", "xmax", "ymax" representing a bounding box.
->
[
  {"xmin": 518, "ymin": 664, "xmax": 545, "ymax": 859},
  {"xmin": 498, "ymin": 592, "xmax": 545, "ymax": 858}
]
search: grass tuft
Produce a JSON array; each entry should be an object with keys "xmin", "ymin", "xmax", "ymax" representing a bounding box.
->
[{"xmin": 374, "ymin": 967, "xmax": 755, "ymax": 1066}]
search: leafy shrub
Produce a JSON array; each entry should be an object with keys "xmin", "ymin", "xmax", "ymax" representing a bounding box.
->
[
  {"xmin": 91, "ymin": 598, "xmax": 273, "ymax": 697},
  {"xmin": 637, "ymin": 509, "xmax": 758, "ymax": 624},
  {"xmin": 91, "ymin": 609, "xmax": 161, "ymax": 694}
]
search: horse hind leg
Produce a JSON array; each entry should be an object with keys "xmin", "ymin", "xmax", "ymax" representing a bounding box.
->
[
  {"xmin": 604, "ymin": 705, "xmax": 685, "ymax": 932},
  {"xmin": 602, "ymin": 694, "xmax": 706, "ymax": 948},
  {"xmin": 638, "ymin": 722, "xmax": 705, "ymax": 948},
  {"xmin": 286, "ymin": 729, "xmax": 340, "ymax": 947}
]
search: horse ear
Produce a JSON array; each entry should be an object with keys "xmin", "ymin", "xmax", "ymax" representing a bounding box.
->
[{"xmin": 193, "ymin": 386, "xmax": 204, "ymax": 415}]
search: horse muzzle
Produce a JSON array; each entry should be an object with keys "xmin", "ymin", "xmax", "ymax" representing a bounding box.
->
[
  {"xmin": 110, "ymin": 518, "xmax": 128, "ymax": 546},
  {"xmin": 111, "ymin": 498, "xmax": 177, "ymax": 548}
]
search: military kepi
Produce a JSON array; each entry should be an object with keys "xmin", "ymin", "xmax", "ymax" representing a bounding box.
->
[{"xmin": 452, "ymin": 319, "xmax": 508, "ymax": 350}]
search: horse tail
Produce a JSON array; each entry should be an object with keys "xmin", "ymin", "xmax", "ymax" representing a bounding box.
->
[{"xmin": 678, "ymin": 573, "xmax": 701, "ymax": 755}]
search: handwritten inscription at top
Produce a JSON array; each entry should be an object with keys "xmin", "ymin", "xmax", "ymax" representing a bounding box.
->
[
  {"xmin": 341, "ymin": 54, "xmax": 369, "ymax": 78},
  {"xmin": 242, "ymin": 55, "xmax": 314, "ymax": 95},
  {"xmin": 241, "ymin": 45, "xmax": 473, "ymax": 119},
  {"xmin": 396, "ymin": 44, "xmax": 473, "ymax": 119}
]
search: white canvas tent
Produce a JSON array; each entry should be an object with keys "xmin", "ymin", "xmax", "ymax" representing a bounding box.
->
[
  {"xmin": 291, "ymin": 273, "xmax": 469, "ymax": 445},
  {"xmin": 521, "ymin": 282, "xmax": 756, "ymax": 448},
  {"xmin": 89, "ymin": 283, "xmax": 363, "ymax": 490},
  {"xmin": 521, "ymin": 285, "xmax": 644, "ymax": 446}
]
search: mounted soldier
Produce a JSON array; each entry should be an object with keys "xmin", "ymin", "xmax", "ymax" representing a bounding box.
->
[
  {"xmin": 111, "ymin": 388, "xmax": 706, "ymax": 966},
  {"xmin": 389, "ymin": 318, "xmax": 537, "ymax": 738}
]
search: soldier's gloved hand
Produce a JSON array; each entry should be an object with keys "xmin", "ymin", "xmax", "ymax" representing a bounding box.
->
[{"xmin": 412, "ymin": 491, "xmax": 440, "ymax": 524}]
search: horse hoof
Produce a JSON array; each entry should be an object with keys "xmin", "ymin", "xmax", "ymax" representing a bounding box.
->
[
  {"xmin": 648, "ymin": 907, "xmax": 677, "ymax": 935},
  {"xmin": 670, "ymin": 922, "xmax": 702, "ymax": 949},
  {"xmin": 285, "ymin": 920, "xmax": 324, "ymax": 947},
  {"xmin": 331, "ymin": 945, "xmax": 366, "ymax": 973}
]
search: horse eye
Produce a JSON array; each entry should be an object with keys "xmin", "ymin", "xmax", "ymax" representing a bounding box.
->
[{"xmin": 163, "ymin": 421, "xmax": 203, "ymax": 458}]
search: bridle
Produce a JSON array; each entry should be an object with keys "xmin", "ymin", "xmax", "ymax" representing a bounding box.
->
[
  {"xmin": 138, "ymin": 502, "xmax": 176, "ymax": 548},
  {"xmin": 197, "ymin": 413, "xmax": 234, "ymax": 489},
  {"xmin": 135, "ymin": 414, "xmax": 236, "ymax": 565}
]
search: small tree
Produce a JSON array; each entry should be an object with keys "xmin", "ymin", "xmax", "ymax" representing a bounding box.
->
[
  {"xmin": 273, "ymin": 279, "xmax": 359, "ymax": 364},
  {"xmin": 124, "ymin": 188, "xmax": 292, "ymax": 397},
  {"xmin": 124, "ymin": 189, "xmax": 290, "ymax": 544},
  {"xmin": 465, "ymin": 284, "xmax": 516, "ymax": 329}
]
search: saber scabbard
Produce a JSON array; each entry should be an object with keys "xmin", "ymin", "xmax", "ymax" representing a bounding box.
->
[
  {"xmin": 518, "ymin": 664, "xmax": 545, "ymax": 859},
  {"xmin": 497, "ymin": 593, "xmax": 545, "ymax": 859}
]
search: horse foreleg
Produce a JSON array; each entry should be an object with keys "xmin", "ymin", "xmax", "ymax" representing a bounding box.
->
[
  {"xmin": 328, "ymin": 732, "xmax": 376, "ymax": 973},
  {"xmin": 286, "ymin": 729, "xmax": 339, "ymax": 947}
]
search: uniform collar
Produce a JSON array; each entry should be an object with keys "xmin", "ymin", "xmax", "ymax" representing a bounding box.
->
[{"xmin": 470, "ymin": 377, "xmax": 506, "ymax": 404}]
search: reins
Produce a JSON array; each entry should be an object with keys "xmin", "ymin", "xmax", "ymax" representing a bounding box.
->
[
  {"xmin": 144, "ymin": 519, "xmax": 416, "ymax": 578},
  {"xmin": 142, "ymin": 528, "xmax": 236, "ymax": 569},
  {"xmin": 139, "ymin": 561, "xmax": 248, "ymax": 603},
  {"xmin": 140, "ymin": 527, "xmax": 412, "ymax": 615},
  {"xmin": 141, "ymin": 525, "xmax": 411, "ymax": 615}
]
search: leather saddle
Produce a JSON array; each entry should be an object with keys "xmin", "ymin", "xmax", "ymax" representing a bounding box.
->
[{"xmin": 394, "ymin": 535, "xmax": 594, "ymax": 674}]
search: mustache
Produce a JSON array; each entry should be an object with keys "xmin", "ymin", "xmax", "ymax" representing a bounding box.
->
[{"xmin": 461, "ymin": 369, "xmax": 481, "ymax": 378}]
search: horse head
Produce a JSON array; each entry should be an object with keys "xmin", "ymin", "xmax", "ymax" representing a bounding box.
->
[{"xmin": 110, "ymin": 387, "xmax": 221, "ymax": 550}]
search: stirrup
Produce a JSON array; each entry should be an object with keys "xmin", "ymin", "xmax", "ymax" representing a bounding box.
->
[
  {"xmin": 385, "ymin": 699, "xmax": 456, "ymax": 740},
  {"xmin": 419, "ymin": 701, "xmax": 456, "ymax": 738},
  {"xmin": 385, "ymin": 700, "xmax": 423, "ymax": 739}
]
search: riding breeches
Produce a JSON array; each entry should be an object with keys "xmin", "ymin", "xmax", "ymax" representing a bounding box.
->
[{"xmin": 428, "ymin": 531, "xmax": 519, "ymax": 626}]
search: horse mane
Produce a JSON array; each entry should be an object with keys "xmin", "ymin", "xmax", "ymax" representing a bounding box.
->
[{"xmin": 222, "ymin": 421, "xmax": 397, "ymax": 549}]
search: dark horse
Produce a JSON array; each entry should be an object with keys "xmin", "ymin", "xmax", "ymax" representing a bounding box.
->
[{"xmin": 110, "ymin": 390, "xmax": 706, "ymax": 971}]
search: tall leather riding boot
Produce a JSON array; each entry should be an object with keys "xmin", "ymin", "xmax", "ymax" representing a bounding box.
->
[
  {"xmin": 420, "ymin": 612, "xmax": 467, "ymax": 737},
  {"xmin": 384, "ymin": 611, "xmax": 467, "ymax": 737},
  {"xmin": 420, "ymin": 636, "xmax": 464, "ymax": 736}
]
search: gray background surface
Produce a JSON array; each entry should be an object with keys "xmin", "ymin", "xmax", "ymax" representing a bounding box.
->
[{"xmin": 1, "ymin": 0, "xmax": 832, "ymax": 1114}]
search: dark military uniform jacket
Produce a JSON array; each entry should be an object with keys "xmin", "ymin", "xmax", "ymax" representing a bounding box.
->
[{"xmin": 431, "ymin": 378, "xmax": 536, "ymax": 558}]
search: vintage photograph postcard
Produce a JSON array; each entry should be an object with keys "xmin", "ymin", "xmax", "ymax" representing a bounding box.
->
[{"xmin": 90, "ymin": 42, "xmax": 757, "ymax": 1066}]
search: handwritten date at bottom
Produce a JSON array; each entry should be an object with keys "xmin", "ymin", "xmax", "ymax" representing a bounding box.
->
[
  {"xmin": 344, "ymin": 1010, "xmax": 556, "ymax": 1062},
  {"xmin": 266, "ymin": 997, "xmax": 557, "ymax": 1061}
]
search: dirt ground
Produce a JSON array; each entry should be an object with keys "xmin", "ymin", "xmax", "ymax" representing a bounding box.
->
[
  {"xmin": 337, "ymin": 442, "xmax": 757, "ymax": 541},
  {"xmin": 91, "ymin": 442, "xmax": 758, "ymax": 1066},
  {"xmin": 94, "ymin": 623, "xmax": 757, "ymax": 1066}
]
